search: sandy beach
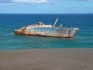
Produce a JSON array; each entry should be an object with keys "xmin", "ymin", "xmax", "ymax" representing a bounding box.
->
[{"xmin": 0, "ymin": 49, "xmax": 93, "ymax": 70}]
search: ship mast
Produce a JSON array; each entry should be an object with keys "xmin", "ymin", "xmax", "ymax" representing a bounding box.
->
[
  {"xmin": 53, "ymin": 18, "xmax": 58, "ymax": 27},
  {"xmin": 60, "ymin": 24, "xmax": 62, "ymax": 27}
]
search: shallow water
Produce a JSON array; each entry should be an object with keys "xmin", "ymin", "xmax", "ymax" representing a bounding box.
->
[{"xmin": 0, "ymin": 14, "xmax": 93, "ymax": 50}]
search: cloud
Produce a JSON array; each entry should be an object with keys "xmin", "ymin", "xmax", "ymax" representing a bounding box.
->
[
  {"xmin": 13, "ymin": 0, "xmax": 48, "ymax": 3},
  {"xmin": 0, "ymin": 0, "xmax": 93, "ymax": 3},
  {"xmin": 0, "ymin": 0, "xmax": 48, "ymax": 3}
]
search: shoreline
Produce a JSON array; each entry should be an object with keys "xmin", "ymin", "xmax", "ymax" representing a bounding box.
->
[{"xmin": 0, "ymin": 48, "xmax": 93, "ymax": 70}]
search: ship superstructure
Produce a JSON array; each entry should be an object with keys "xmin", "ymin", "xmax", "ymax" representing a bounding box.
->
[{"xmin": 14, "ymin": 18, "xmax": 79, "ymax": 38}]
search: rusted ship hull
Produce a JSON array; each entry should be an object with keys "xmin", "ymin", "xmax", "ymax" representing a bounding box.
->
[
  {"xmin": 14, "ymin": 26, "xmax": 79, "ymax": 38},
  {"xmin": 14, "ymin": 32, "xmax": 72, "ymax": 38}
]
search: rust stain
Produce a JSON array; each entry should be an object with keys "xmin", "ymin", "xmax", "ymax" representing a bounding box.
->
[{"xmin": 14, "ymin": 22, "xmax": 79, "ymax": 38}]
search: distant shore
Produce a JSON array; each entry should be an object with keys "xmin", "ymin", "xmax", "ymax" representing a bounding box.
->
[{"xmin": 0, "ymin": 49, "xmax": 93, "ymax": 70}]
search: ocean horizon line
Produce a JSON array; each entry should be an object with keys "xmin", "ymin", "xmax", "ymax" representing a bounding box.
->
[{"xmin": 0, "ymin": 13, "xmax": 93, "ymax": 15}]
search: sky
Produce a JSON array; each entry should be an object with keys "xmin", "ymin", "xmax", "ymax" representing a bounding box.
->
[{"xmin": 0, "ymin": 0, "xmax": 93, "ymax": 14}]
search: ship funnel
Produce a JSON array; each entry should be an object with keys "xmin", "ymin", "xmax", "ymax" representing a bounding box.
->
[{"xmin": 54, "ymin": 18, "xmax": 58, "ymax": 27}]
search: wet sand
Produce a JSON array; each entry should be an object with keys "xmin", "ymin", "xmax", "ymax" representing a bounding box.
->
[{"xmin": 0, "ymin": 49, "xmax": 93, "ymax": 70}]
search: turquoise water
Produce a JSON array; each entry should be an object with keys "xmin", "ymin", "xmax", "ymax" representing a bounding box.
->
[{"xmin": 0, "ymin": 14, "xmax": 93, "ymax": 50}]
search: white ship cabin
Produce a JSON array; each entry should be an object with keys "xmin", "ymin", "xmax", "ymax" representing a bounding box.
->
[
  {"xmin": 35, "ymin": 22, "xmax": 53, "ymax": 27},
  {"xmin": 27, "ymin": 18, "xmax": 59, "ymax": 28}
]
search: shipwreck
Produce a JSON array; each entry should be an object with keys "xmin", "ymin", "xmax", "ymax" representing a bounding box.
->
[{"xmin": 14, "ymin": 18, "xmax": 79, "ymax": 38}]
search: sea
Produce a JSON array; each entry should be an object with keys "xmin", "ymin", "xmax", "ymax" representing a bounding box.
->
[{"xmin": 0, "ymin": 14, "xmax": 93, "ymax": 50}]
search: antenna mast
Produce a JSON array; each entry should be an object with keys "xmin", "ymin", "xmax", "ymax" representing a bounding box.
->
[
  {"xmin": 54, "ymin": 18, "xmax": 58, "ymax": 27},
  {"xmin": 60, "ymin": 24, "xmax": 62, "ymax": 27}
]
